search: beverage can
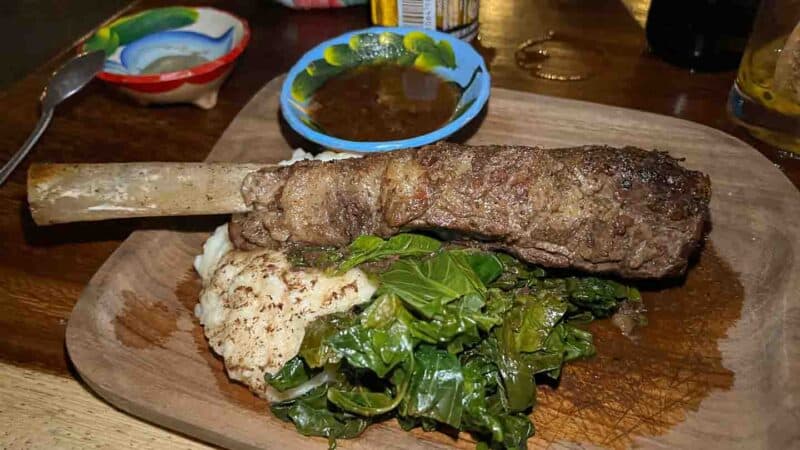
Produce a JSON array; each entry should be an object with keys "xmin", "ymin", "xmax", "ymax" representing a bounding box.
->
[{"xmin": 371, "ymin": 0, "xmax": 479, "ymax": 41}]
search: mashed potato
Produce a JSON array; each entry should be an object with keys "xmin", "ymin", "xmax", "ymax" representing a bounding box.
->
[
  {"xmin": 193, "ymin": 149, "xmax": 372, "ymax": 400},
  {"xmin": 277, "ymin": 148, "xmax": 361, "ymax": 166}
]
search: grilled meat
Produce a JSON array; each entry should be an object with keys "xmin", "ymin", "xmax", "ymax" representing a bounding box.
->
[{"xmin": 229, "ymin": 143, "xmax": 710, "ymax": 278}]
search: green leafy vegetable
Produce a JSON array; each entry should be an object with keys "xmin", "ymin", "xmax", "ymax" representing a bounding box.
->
[
  {"xmin": 401, "ymin": 345, "xmax": 465, "ymax": 428},
  {"xmin": 265, "ymin": 357, "xmax": 313, "ymax": 391},
  {"xmin": 288, "ymin": 400, "xmax": 368, "ymax": 440},
  {"xmin": 271, "ymin": 386, "xmax": 369, "ymax": 443},
  {"xmin": 496, "ymin": 414, "xmax": 536, "ymax": 449},
  {"xmin": 338, "ymin": 234, "xmax": 441, "ymax": 272},
  {"xmin": 359, "ymin": 292, "xmax": 499, "ymax": 354},
  {"xmin": 563, "ymin": 277, "xmax": 641, "ymax": 318},
  {"xmin": 490, "ymin": 253, "xmax": 546, "ymax": 289},
  {"xmin": 451, "ymin": 250, "xmax": 504, "ymax": 285},
  {"xmin": 286, "ymin": 246, "xmax": 344, "ymax": 270},
  {"xmin": 379, "ymin": 251, "xmax": 486, "ymax": 318},
  {"xmin": 485, "ymin": 288, "xmax": 515, "ymax": 318},
  {"xmin": 300, "ymin": 312, "xmax": 357, "ymax": 368},
  {"xmin": 327, "ymin": 361, "xmax": 412, "ymax": 417},
  {"xmin": 327, "ymin": 322, "xmax": 412, "ymax": 378},
  {"xmin": 461, "ymin": 356, "xmax": 505, "ymax": 443},
  {"xmin": 479, "ymin": 334, "xmax": 536, "ymax": 413},
  {"xmin": 270, "ymin": 233, "xmax": 642, "ymax": 449},
  {"xmin": 328, "ymin": 384, "xmax": 405, "ymax": 417},
  {"xmin": 503, "ymin": 293, "xmax": 568, "ymax": 354},
  {"xmin": 407, "ymin": 293, "xmax": 499, "ymax": 353}
]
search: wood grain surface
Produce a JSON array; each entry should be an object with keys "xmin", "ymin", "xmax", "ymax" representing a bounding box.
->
[
  {"xmin": 0, "ymin": 362, "xmax": 209, "ymax": 449},
  {"xmin": 2, "ymin": 0, "xmax": 800, "ymax": 447},
  {"xmin": 66, "ymin": 77, "xmax": 800, "ymax": 449}
]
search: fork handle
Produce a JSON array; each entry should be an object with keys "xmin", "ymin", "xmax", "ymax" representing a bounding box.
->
[{"xmin": 0, "ymin": 108, "xmax": 54, "ymax": 186}]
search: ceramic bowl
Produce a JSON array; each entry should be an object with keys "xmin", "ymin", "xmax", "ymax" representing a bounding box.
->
[
  {"xmin": 82, "ymin": 6, "xmax": 250, "ymax": 109},
  {"xmin": 280, "ymin": 27, "xmax": 491, "ymax": 152}
]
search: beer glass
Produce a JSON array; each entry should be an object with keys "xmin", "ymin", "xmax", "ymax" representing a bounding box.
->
[{"xmin": 728, "ymin": 0, "xmax": 800, "ymax": 153}]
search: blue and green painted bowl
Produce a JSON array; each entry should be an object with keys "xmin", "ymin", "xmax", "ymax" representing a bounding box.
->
[
  {"xmin": 82, "ymin": 7, "xmax": 250, "ymax": 109},
  {"xmin": 280, "ymin": 27, "xmax": 490, "ymax": 152}
]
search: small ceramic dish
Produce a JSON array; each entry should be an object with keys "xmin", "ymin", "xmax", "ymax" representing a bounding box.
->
[
  {"xmin": 82, "ymin": 6, "xmax": 250, "ymax": 109},
  {"xmin": 280, "ymin": 26, "xmax": 491, "ymax": 152}
]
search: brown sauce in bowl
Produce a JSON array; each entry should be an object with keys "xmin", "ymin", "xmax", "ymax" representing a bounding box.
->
[{"xmin": 309, "ymin": 64, "xmax": 460, "ymax": 142}]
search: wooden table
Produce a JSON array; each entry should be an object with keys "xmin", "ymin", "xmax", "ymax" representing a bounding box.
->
[{"xmin": 1, "ymin": 0, "xmax": 798, "ymax": 447}]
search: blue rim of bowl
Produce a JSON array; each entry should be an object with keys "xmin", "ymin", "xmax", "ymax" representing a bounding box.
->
[{"xmin": 280, "ymin": 26, "xmax": 491, "ymax": 153}]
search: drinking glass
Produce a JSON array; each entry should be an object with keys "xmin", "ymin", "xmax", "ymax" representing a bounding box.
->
[{"xmin": 728, "ymin": 0, "xmax": 800, "ymax": 153}]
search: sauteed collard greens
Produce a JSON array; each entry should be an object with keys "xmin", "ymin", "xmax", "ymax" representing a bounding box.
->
[{"xmin": 270, "ymin": 234, "xmax": 641, "ymax": 449}]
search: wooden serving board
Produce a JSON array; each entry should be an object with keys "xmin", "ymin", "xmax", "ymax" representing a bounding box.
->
[{"xmin": 66, "ymin": 76, "xmax": 800, "ymax": 449}]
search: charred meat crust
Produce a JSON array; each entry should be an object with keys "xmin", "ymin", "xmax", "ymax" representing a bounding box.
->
[{"xmin": 230, "ymin": 143, "xmax": 710, "ymax": 279}]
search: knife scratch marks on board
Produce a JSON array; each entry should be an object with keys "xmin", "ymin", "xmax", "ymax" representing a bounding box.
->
[{"xmin": 531, "ymin": 245, "xmax": 743, "ymax": 449}]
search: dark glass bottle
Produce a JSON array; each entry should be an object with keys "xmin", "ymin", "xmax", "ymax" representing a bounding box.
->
[{"xmin": 646, "ymin": 0, "xmax": 761, "ymax": 71}]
